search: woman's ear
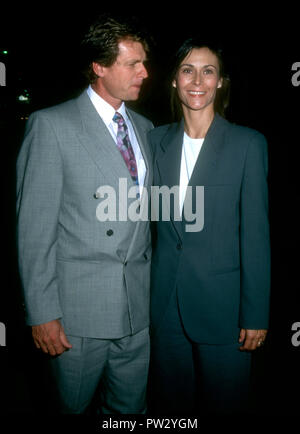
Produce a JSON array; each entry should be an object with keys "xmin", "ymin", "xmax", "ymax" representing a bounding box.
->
[
  {"xmin": 172, "ymin": 80, "xmax": 177, "ymax": 88},
  {"xmin": 217, "ymin": 77, "xmax": 223, "ymax": 89}
]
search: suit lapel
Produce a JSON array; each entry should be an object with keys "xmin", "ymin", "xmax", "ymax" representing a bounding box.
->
[
  {"xmin": 187, "ymin": 113, "xmax": 228, "ymax": 188},
  {"xmin": 76, "ymin": 91, "xmax": 135, "ymax": 189},
  {"xmin": 157, "ymin": 120, "xmax": 184, "ymax": 188},
  {"xmin": 156, "ymin": 120, "xmax": 185, "ymax": 239},
  {"xmin": 181, "ymin": 114, "xmax": 228, "ymax": 232}
]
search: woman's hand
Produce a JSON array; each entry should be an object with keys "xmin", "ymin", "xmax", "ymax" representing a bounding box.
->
[{"xmin": 239, "ymin": 329, "xmax": 267, "ymax": 351}]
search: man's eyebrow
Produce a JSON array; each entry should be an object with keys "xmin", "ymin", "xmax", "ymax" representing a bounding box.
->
[{"xmin": 125, "ymin": 58, "xmax": 148, "ymax": 64}]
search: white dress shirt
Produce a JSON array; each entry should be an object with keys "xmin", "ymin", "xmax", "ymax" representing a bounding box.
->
[
  {"xmin": 87, "ymin": 85, "xmax": 146, "ymax": 194},
  {"xmin": 179, "ymin": 132, "xmax": 204, "ymax": 213}
]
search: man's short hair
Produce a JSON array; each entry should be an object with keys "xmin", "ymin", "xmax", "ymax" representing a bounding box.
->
[{"xmin": 80, "ymin": 13, "xmax": 149, "ymax": 83}]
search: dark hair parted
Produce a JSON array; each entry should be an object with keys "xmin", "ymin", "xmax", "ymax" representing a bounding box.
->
[
  {"xmin": 80, "ymin": 13, "xmax": 150, "ymax": 84},
  {"xmin": 170, "ymin": 37, "xmax": 230, "ymax": 120}
]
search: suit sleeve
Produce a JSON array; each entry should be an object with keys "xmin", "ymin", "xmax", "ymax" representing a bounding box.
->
[
  {"xmin": 239, "ymin": 131, "xmax": 271, "ymax": 329},
  {"xmin": 16, "ymin": 111, "xmax": 63, "ymax": 326}
]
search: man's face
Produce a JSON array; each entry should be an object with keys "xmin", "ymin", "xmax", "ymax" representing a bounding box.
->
[{"xmin": 93, "ymin": 39, "xmax": 148, "ymax": 109}]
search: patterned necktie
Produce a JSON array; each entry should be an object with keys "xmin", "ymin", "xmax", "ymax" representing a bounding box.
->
[{"xmin": 113, "ymin": 112, "xmax": 138, "ymax": 185}]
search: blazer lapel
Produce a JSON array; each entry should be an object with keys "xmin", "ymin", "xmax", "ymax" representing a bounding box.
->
[
  {"xmin": 187, "ymin": 113, "xmax": 228, "ymax": 187},
  {"xmin": 76, "ymin": 91, "xmax": 135, "ymax": 189},
  {"xmin": 181, "ymin": 114, "xmax": 228, "ymax": 233},
  {"xmin": 156, "ymin": 120, "xmax": 185, "ymax": 239}
]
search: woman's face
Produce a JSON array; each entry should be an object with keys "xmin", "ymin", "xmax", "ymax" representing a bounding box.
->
[{"xmin": 173, "ymin": 47, "xmax": 222, "ymax": 114}]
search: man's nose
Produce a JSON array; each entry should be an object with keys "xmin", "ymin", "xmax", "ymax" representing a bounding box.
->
[{"xmin": 139, "ymin": 63, "xmax": 148, "ymax": 79}]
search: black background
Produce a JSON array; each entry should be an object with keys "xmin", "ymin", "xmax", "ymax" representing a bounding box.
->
[{"xmin": 1, "ymin": 4, "xmax": 299, "ymax": 425}]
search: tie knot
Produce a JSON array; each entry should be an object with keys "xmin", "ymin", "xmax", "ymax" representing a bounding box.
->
[{"xmin": 113, "ymin": 112, "xmax": 124, "ymax": 125}]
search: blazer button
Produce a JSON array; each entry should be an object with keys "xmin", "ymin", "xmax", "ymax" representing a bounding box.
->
[
  {"xmin": 106, "ymin": 229, "xmax": 113, "ymax": 236},
  {"xmin": 176, "ymin": 243, "xmax": 182, "ymax": 250},
  {"xmin": 94, "ymin": 192, "xmax": 100, "ymax": 199}
]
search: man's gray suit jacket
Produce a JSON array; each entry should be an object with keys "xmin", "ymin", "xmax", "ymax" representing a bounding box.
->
[{"xmin": 16, "ymin": 90, "xmax": 153, "ymax": 339}]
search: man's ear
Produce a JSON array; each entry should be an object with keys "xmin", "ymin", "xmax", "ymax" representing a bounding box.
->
[{"xmin": 92, "ymin": 62, "xmax": 105, "ymax": 78}]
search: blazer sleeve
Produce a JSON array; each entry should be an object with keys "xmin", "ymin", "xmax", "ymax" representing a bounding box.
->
[
  {"xmin": 16, "ymin": 111, "xmax": 63, "ymax": 326},
  {"xmin": 239, "ymin": 131, "xmax": 271, "ymax": 329}
]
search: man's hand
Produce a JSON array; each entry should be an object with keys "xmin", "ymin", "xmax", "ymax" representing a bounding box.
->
[
  {"xmin": 32, "ymin": 319, "xmax": 72, "ymax": 356},
  {"xmin": 239, "ymin": 329, "xmax": 267, "ymax": 351}
]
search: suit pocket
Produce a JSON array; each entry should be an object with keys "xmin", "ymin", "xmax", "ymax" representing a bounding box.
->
[{"xmin": 209, "ymin": 265, "xmax": 240, "ymax": 276}]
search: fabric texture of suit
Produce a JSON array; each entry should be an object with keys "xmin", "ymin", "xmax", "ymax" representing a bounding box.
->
[
  {"xmin": 16, "ymin": 90, "xmax": 153, "ymax": 340},
  {"xmin": 149, "ymin": 113, "xmax": 270, "ymax": 345}
]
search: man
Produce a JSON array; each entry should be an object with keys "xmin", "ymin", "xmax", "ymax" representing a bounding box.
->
[{"xmin": 16, "ymin": 14, "xmax": 153, "ymax": 414}]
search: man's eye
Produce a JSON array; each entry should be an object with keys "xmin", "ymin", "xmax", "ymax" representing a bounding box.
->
[{"xmin": 182, "ymin": 68, "xmax": 193, "ymax": 74}]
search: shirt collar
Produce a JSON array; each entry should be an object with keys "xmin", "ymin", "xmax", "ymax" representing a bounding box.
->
[{"xmin": 87, "ymin": 85, "xmax": 127, "ymax": 125}]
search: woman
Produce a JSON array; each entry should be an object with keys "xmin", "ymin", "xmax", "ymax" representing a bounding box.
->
[{"xmin": 148, "ymin": 38, "xmax": 271, "ymax": 415}]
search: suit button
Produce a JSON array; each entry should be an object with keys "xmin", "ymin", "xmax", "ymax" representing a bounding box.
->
[
  {"xmin": 94, "ymin": 192, "xmax": 100, "ymax": 199},
  {"xmin": 144, "ymin": 253, "xmax": 148, "ymax": 260},
  {"xmin": 106, "ymin": 229, "xmax": 113, "ymax": 236},
  {"xmin": 176, "ymin": 243, "xmax": 182, "ymax": 250}
]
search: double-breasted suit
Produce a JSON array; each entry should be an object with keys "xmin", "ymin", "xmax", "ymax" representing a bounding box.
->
[{"xmin": 17, "ymin": 90, "xmax": 153, "ymax": 337}]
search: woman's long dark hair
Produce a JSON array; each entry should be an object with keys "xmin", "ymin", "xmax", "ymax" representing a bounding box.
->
[{"xmin": 170, "ymin": 37, "xmax": 230, "ymax": 120}]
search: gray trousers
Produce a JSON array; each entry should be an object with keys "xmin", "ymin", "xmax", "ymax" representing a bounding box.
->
[{"xmin": 49, "ymin": 327, "xmax": 150, "ymax": 414}]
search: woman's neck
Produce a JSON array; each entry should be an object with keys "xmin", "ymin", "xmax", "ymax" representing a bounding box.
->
[{"xmin": 183, "ymin": 107, "xmax": 215, "ymax": 139}]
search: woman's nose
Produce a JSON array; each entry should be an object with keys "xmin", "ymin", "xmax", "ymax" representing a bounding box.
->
[{"xmin": 193, "ymin": 71, "xmax": 202, "ymax": 85}]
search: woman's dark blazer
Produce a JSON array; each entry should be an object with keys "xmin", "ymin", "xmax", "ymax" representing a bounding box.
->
[{"xmin": 148, "ymin": 113, "xmax": 271, "ymax": 344}]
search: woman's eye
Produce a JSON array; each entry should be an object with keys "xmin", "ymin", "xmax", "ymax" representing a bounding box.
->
[{"xmin": 203, "ymin": 68, "xmax": 214, "ymax": 75}]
